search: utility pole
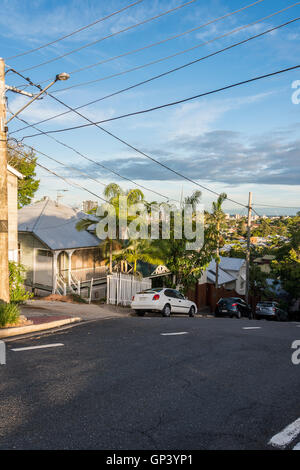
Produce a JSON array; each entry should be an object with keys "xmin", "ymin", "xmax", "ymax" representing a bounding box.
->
[
  {"xmin": 0, "ymin": 58, "xmax": 9, "ymax": 303},
  {"xmin": 245, "ymin": 191, "xmax": 252, "ymax": 310},
  {"xmin": 0, "ymin": 66, "xmax": 69, "ymax": 303},
  {"xmin": 215, "ymin": 220, "xmax": 219, "ymax": 290}
]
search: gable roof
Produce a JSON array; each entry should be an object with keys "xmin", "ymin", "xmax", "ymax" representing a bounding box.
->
[
  {"xmin": 18, "ymin": 198, "xmax": 101, "ymax": 250},
  {"xmin": 207, "ymin": 267, "xmax": 235, "ymax": 285},
  {"xmin": 208, "ymin": 256, "xmax": 245, "ymax": 273},
  {"xmin": 207, "ymin": 256, "xmax": 245, "ymax": 285}
]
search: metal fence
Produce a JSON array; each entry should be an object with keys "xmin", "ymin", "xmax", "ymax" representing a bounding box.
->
[{"xmin": 107, "ymin": 273, "xmax": 151, "ymax": 306}]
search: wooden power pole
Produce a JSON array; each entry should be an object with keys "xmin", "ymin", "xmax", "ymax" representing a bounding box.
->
[
  {"xmin": 245, "ymin": 191, "xmax": 252, "ymax": 309},
  {"xmin": 0, "ymin": 58, "xmax": 9, "ymax": 303}
]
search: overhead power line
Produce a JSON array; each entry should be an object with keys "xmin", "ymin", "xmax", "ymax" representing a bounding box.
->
[
  {"xmin": 50, "ymin": 3, "xmax": 300, "ymax": 94},
  {"xmin": 8, "ymin": 132, "xmax": 107, "ymax": 192},
  {"xmin": 8, "ymin": 68, "xmax": 248, "ymax": 208},
  {"xmin": 8, "ymin": 111, "xmax": 179, "ymax": 203},
  {"xmin": 252, "ymin": 203, "xmax": 300, "ymax": 209},
  {"xmin": 9, "ymin": 144, "xmax": 108, "ymax": 202},
  {"xmin": 21, "ymin": 63, "xmax": 300, "ymax": 137},
  {"xmin": 18, "ymin": 0, "xmax": 197, "ymax": 72},
  {"xmin": 10, "ymin": 14, "xmax": 299, "ymax": 135},
  {"xmin": 5, "ymin": 0, "xmax": 144, "ymax": 60},
  {"xmin": 32, "ymin": 0, "xmax": 267, "ymax": 85},
  {"xmin": 36, "ymin": 162, "xmax": 107, "ymax": 202},
  {"xmin": 14, "ymin": 63, "xmax": 300, "ymax": 211}
]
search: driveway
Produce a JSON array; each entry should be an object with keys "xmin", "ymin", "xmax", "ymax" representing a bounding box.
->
[{"xmin": 21, "ymin": 299, "xmax": 131, "ymax": 322}]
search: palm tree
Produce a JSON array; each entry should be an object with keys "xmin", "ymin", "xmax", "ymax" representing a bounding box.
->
[
  {"xmin": 210, "ymin": 193, "xmax": 227, "ymax": 288},
  {"xmin": 183, "ymin": 190, "xmax": 202, "ymax": 212},
  {"xmin": 149, "ymin": 191, "xmax": 203, "ymax": 287},
  {"xmin": 113, "ymin": 239, "xmax": 163, "ymax": 275},
  {"xmin": 76, "ymin": 184, "xmax": 145, "ymax": 273},
  {"xmin": 103, "ymin": 183, "xmax": 145, "ymax": 239}
]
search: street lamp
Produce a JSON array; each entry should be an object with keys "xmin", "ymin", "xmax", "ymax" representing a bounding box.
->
[
  {"xmin": 56, "ymin": 72, "xmax": 70, "ymax": 81},
  {"xmin": 6, "ymin": 72, "xmax": 70, "ymax": 124}
]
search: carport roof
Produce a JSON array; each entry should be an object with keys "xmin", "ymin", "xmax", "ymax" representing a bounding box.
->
[{"xmin": 18, "ymin": 198, "xmax": 101, "ymax": 250}]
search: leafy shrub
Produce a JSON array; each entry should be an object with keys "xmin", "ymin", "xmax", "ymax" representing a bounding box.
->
[
  {"xmin": 0, "ymin": 302, "xmax": 20, "ymax": 327},
  {"xmin": 9, "ymin": 261, "xmax": 33, "ymax": 304}
]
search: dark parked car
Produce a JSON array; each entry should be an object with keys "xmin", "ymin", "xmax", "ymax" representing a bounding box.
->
[
  {"xmin": 215, "ymin": 297, "xmax": 252, "ymax": 319},
  {"xmin": 255, "ymin": 301, "xmax": 288, "ymax": 321}
]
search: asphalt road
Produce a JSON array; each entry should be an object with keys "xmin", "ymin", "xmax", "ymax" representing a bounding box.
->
[{"xmin": 0, "ymin": 315, "xmax": 300, "ymax": 450}]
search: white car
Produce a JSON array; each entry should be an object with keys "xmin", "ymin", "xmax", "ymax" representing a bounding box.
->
[{"xmin": 131, "ymin": 288, "xmax": 197, "ymax": 317}]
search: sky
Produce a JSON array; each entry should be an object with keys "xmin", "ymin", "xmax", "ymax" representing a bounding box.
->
[{"xmin": 2, "ymin": 0, "xmax": 300, "ymax": 214}]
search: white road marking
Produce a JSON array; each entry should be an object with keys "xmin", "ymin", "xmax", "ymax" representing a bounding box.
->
[
  {"xmin": 269, "ymin": 418, "xmax": 300, "ymax": 449},
  {"xmin": 160, "ymin": 332, "xmax": 188, "ymax": 336},
  {"xmin": 243, "ymin": 327, "xmax": 261, "ymax": 330},
  {"xmin": 11, "ymin": 343, "xmax": 64, "ymax": 352},
  {"xmin": 293, "ymin": 442, "xmax": 300, "ymax": 450},
  {"xmin": 0, "ymin": 340, "xmax": 6, "ymax": 365}
]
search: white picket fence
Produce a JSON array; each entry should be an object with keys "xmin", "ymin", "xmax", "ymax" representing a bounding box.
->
[{"xmin": 107, "ymin": 273, "xmax": 151, "ymax": 306}]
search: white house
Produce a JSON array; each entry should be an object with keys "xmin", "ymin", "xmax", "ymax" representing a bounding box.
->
[
  {"xmin": 206, "ymin": 256, "xmax": 246, "ymax": 295},
  {"xmin": 18, "ymin": 198, "xmax": 107, "ymax": 299},
  {"xmin": 7, "ymin": 163, "xmax": 24, "ymax": 262}
]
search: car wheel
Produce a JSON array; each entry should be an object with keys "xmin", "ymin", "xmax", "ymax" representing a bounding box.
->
[
  {"xmin": 189, "ymin": 306, "xmax": 196, "ymax": 317},
  {"xmin": 236, "ymin": 310, "xmax": 242, "ymax": 319},
  {"xmin": 162, "ymin": 304, "xmax": 171, "ymax": 317},
  {"xmin": 135, "ymin": 310, "xmax": 145, "ymax": 317}
]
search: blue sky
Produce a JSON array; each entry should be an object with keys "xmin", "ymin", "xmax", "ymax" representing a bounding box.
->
[{"xmin": 3, "ymin": 0, "xmax": 300, "ymax": 214}]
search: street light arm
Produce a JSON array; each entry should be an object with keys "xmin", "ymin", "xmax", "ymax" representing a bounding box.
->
[{"xmin": 6, "ymin": 78, "xmax": 57, "ymax": 124}]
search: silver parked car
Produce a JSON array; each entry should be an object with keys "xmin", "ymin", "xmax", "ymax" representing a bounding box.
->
[{"xmin": 255, "ymin": 301, "xmax": 288, "ymax": 321}]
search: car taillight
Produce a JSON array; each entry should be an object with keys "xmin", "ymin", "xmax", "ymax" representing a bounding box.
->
[
  {"xmin": 232, "ymin": 303, "xmax": 237, "ymax": 306},
  {"xmin": 132, "ymin": 296, "xmax": 135, "ymax": 301},
  {"xmin": 152, "ymin": 294, "xmax": 160, "ymax": 301}
]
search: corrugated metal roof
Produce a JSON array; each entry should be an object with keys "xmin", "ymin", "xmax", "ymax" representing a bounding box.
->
[
  {"xmin": 207, "ymin": 267, "xmax": 235, "ymax": 285},
  {"xmin": 208, "ymin": 256, "xmax": 245, "ymax": 272},
  {"xmin": 18, "ymin": 199, "xmax": 101, "ymax": 250}
]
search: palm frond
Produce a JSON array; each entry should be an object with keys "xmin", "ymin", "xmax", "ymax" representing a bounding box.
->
[
  {"xmin": 103, "ymin": 183, "xmax": 123, "ymax": 200},
  {"xmin": 76, "ymin": 217, "xmax": 96, "ymax": 232}
]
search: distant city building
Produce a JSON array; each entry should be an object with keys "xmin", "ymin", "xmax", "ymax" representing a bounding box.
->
[{"xmin": 82, "ymin": 200, "xmax": 98, "ymax": 213}]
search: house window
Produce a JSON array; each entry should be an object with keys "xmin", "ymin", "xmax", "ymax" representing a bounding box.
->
[{"xmin": 71, "ymin": 248, "xmax": 102, "ymax": 269}]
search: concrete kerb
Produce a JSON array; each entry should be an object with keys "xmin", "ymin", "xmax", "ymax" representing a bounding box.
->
[{"xmin": 0, "ymin": 317, "xmax": 82, "ymax": 339}]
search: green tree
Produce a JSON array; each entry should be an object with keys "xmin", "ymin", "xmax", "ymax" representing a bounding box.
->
[
  {"xmin": 8, "ymin": 142, "xmax": 40, "ymax": 208},
  {"xmin": 149, "ymin": 191, "xmax": 216, "ymax": 293},
  {"xmin": 249, "ymin": 265, "xmax": 272, "ymax": 300},
  {"xmin": 207, "ymin": 193, "xmax": 227, "ymax": 288},
  {"xmin": 113, "ymin": 239, "xmax": 163, "ymax": 274},
  {"xmin": 77, "ymin": 183, "xmax": 145, "ymax": 273},
  {"xmin": 272, "ymin": 225, "xmax": 300, "ymax": 303},
  {"xmin": 9, "ymin": 261, "xmax": 33, "ymax": 303}
]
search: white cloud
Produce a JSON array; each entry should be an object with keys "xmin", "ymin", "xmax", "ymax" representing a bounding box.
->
[
  {"xmin": 7, "ymin": 93, "xmax": 116, "ymax": 127},
  {"xmin": 165, "ymin": 90, "xmax": 276, "ymax": 138}
]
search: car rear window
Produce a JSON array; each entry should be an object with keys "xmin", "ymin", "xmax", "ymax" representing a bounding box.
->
[
  {"xmin": 137, "ymin": 288, "xmax": 162, "ymax": 294},
  {"xmin": 257, "ymin": 302, "xmax": 273, "ymax": 307},
  {"xmin": 219, "ymin": 298, "xmax": 236, "ymax": 305}
]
